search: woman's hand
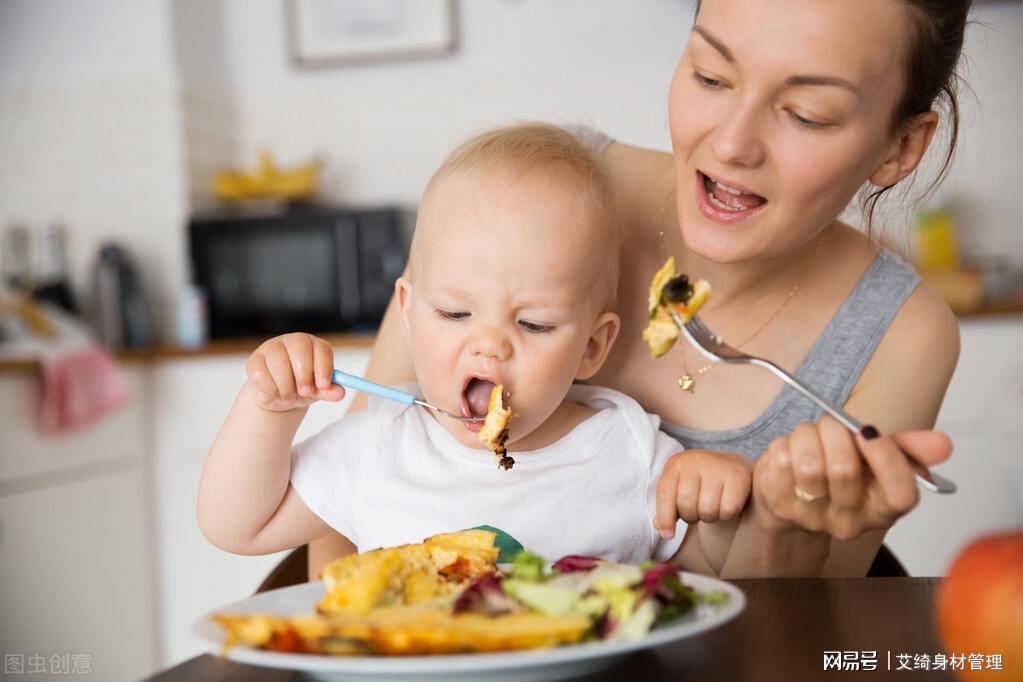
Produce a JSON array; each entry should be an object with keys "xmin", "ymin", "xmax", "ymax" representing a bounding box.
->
[
  {"xmin": 752, "ymin": 416, "xmax": 953, "ymax": 540},
  {"xmin": 655, "ymin": 450, "xmax": 754, "ymax": 539},
  {"xmin": 245, "ymin": 333, "xmax": 346, "ymax": 413}
]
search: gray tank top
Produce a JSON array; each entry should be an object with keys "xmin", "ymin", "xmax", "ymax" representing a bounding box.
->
[{"xmin": 565, "ymin": 124, "xmax": 921, "ymax": 459}]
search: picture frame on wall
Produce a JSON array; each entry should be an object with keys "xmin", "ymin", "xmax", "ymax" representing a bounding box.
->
[{"xmin": 287, "ymin": 0, "xmax": 458, "ymax": 67}]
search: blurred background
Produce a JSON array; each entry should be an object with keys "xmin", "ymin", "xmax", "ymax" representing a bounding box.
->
[{"xmin": 0, "ymin": 1, "xmax": 1020, "ymax": 680}]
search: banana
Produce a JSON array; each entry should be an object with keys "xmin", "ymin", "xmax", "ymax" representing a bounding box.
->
[{"xmin": 213, "ymin": 151, "xmax": 322, "ymax": 201}]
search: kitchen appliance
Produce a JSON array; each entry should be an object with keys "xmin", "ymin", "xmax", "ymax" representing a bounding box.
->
[
  {"xmin": 189, "ymin": 205, "xmax": 409, "ymax": 339},
  {"xmin": 2, "ymin": 223, "xmax": 31, "ymax": 291},
  {"xmin": 32, "ymin": 222, "xmax": 77, "ymax": 313},
  {"xmin": 92, "ymin": 243, "xmax": 151, "ymax": 348}
]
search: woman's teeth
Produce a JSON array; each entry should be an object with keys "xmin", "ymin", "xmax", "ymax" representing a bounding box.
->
[
  {"xmin": 703, "ymin": 174, "xmax": 762, "ymax": 212},
  {"xmin": 708, "ymin": 193, "xmax": 742, "ymax": 211},
  {"xmin": 714, "ymin": 180, "xmax": 744, "ymax": 195}
]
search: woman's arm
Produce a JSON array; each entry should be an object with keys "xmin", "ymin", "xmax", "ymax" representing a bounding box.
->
[
  {"xmin": 306, "ymin": 292, "xmax": 417, "ymax": 579},
  {"xmin": 820, "ymin": 283, "xmax": 960, "ymax": 575}
]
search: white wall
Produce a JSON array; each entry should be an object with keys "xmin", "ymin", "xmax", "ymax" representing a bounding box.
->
[
  {"xmin": 0, "ymin": 0, "xmax": 189, "ymax": 336},
  {"xmin": 203, "ymin": 0, "xmax": 690, "ymax": 206}
]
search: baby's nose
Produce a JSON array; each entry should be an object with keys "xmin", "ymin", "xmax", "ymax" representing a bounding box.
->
[{"xmin": 468, "ymin": 326, "xmax": 512, "ymax": 360}]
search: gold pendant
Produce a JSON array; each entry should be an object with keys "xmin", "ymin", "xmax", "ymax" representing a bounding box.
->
[{"xmin": 678, "ymin": 375, "xmax": 695, "ymax": 392}]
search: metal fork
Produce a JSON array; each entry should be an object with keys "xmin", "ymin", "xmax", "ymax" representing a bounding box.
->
[
  {"xmin": 331, "ymin": 370, "xmax": 485, "ymax": 422},
  {"xmin": 671, "ymin": 312, "xmax": 956, "ymax": 494}
]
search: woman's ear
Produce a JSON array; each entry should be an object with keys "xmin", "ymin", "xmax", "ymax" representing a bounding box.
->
[
  {"xmin": 395, "ymin": 277, "xmax": 414, "ymax": 341},
  {"xmin": 575, "ymin": 312, "xmax": 621, "ymax": 381},
  {"xmin": 870, "ymin": 111, "xmax": 939, "ymax": 188}
]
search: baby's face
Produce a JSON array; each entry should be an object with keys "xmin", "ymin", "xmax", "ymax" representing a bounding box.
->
[{"xmin": 398, "ymin": 167, "xmax": 615, "ymax": 450}]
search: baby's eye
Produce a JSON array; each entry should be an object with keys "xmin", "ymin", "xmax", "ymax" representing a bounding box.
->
[
  {"xmin": 518, "ymin": 320, "xmax": 554, "ymax": 334},
  {"xmin": 436, "ymin": 309, "xmax": 470, "ymax": 321}
]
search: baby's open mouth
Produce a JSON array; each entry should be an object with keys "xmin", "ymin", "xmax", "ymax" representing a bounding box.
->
[{"xmin": 463, "ymin": 377, "xmax": 497, "ymax": 419}]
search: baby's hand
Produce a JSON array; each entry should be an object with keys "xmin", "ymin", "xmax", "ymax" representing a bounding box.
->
[
  {"xmin": 654, "ymin": 450, "xmax": 754, "ymax": 539},
  {"xmin": 245, "ymin": 333, "xmax": 346, "ymax": 413}
]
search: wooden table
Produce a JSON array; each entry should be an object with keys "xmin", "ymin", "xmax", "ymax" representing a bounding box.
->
[{"xmin": 147, "ymin": 578, "xmax": 959, "ymax": 682}]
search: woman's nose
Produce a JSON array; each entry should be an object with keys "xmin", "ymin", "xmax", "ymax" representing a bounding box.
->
[
  {"xmin": 468, "ymin": 326, "xmax": 512, "ymax": 361},
  {"xmin": 711, "ymin": 100, "xmax": 766, "ymax": 168}
]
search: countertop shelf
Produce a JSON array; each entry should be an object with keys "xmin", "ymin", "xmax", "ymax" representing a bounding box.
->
[{"xmin": 956, "ymin": 298, "xmax": 1023, "ymax": 317}]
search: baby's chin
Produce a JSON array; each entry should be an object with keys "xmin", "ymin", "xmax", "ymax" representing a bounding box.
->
[{"xmin": 440, "ymin": 417, "xmax": 496, "ymax": 450}]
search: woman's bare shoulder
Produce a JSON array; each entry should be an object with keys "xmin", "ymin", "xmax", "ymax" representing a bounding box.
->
[
  {"xmin": 889, "ymin": 280, "xmax": 961, "ymax": 372},
  {"xmin": 850, "ymin": 274, "xmax": 960, "ymax": 430}
]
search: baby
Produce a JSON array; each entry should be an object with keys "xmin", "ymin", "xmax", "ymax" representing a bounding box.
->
[{"xmin": 198, "ymin": 123, "xmax": 751, "ymax": 569}]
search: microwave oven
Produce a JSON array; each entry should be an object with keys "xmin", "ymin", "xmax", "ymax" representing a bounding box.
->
[{"xmin": 189, "ymin": 205, "xmax": 410, "ymax": 339}]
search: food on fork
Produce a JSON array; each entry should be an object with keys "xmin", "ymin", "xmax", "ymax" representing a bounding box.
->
[
  {"xmin": 642, "ymin": 257, "xmax": 712, "ymax": 358},
  {"xmin": 212, "ymin": 532, "xmax": 727, "ymax": 656},
  {"xmin": 478, "ymin": 384, "xmax": 514, "ymax": 470}
]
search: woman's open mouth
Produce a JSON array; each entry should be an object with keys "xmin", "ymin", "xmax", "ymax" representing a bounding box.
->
[
  {"xmin": 696, "ymin": 171, "xmax": 768, "ymax": 223},
  {"xmin": 460, "ymin": 377, "xmax": 497, "ymax": 432}
]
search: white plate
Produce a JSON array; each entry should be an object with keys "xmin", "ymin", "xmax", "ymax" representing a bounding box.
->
[{"xmin": 193, "ymin": 573, "xmax": 745, "ymax": 682}]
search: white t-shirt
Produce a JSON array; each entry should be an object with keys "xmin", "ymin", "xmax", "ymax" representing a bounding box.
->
[{"xmin": 291, "ymin": 384, "xmax": 686, "ymax": 564}]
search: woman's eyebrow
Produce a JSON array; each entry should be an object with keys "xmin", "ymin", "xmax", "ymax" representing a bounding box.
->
[
  {"xmin": 692, "ymin": 24, "xmax": 861, "ymax": 98},
  {"xmin": 785, "ymin": 74, "xmax": 861, "ymax": 98},
  {"xmin": 691, "ymin": 25, "xmax": 733, "ymax": 62}
]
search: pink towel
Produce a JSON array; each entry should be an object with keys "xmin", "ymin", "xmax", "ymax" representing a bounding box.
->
[{"xmin": 37, "ymin": 345, "xmax": 129, "ymax": 433}]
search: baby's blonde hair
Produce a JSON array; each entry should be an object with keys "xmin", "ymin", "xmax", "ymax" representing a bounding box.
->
[{"xmin": 412, "ymin": 122, "xmax": 620, "ymax": 310}]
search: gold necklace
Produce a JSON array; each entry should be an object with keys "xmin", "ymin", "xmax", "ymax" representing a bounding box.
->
[{"xmin": 656, "ymin": 188, "xmax": 824, "ymax": 393}]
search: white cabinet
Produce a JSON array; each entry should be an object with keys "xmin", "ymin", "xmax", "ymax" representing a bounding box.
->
[
  {"xmin": 0, "ymin": 368, "xmax": 155, "ymax": 682},
  {"xmin": 0, "ymin": 471, "xmax": 156, "ymax": 682},
  {"xmin": 886, "ymin": 318, "xmax": 1023, "ymax": 576},
  {"xmin": 0, "ymin": 369, "xmax": 145, "ymax": 483}
]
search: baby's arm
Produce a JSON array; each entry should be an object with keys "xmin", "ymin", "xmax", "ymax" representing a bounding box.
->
[
  {"xmin": 654, "ymin": 450, "xmax": 754, "ymax": 574},
  {"xmin": 197, "ymin": 333, "xmax": 345, "ymax": 555}
]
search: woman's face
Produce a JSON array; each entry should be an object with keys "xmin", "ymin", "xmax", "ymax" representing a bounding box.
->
[{"xmin": 668, "ymin": 0, "xmax": 913, "ymax": 263}]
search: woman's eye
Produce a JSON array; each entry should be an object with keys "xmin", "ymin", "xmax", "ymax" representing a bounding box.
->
[
  {"xmin": 436, "ymin": 310, "xmax": 469, "ymax": 321},
  {"xmin": 518, "ymin": 320, "xmax": 554, "ymax": 334},
  {"xmin": 693, "ymin": 71, "xmax": 722, "ymax": 89},
  {"xmin": 789, "ymin": 111, "xmax": 830, "ymax": 130}
]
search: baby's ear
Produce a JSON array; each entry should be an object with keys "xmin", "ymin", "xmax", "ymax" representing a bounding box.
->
[
  {"xmin": 395, "ymin": 277, "xmax": 414, "ymax": 340},
  {"xmin": 575, "ymin": 312, "xmax": 620, "ymax": 380}
]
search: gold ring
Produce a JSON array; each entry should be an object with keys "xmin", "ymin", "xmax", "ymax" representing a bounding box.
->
[{"xmin": 793, "ymin": 485, "xmax": 828, "ymax": 503}]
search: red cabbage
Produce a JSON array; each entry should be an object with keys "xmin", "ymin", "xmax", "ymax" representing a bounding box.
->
[{"xmin": 551, "ymin": 555, "xmax": 601, "ymax": 573}]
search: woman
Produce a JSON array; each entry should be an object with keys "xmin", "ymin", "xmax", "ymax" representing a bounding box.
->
[{"xmin": 309, "ymin": 0, "xmax": 967, "ymax": 578}]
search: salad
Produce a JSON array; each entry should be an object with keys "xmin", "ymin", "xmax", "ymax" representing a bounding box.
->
[{"xmin": 454, "ymin": 551, "xmax": 729, "ymax": 642}]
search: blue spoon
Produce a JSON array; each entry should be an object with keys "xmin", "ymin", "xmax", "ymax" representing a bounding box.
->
[{"xmin": 331, "ymin": 369, "xmax": 484, "ymax": 422}]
